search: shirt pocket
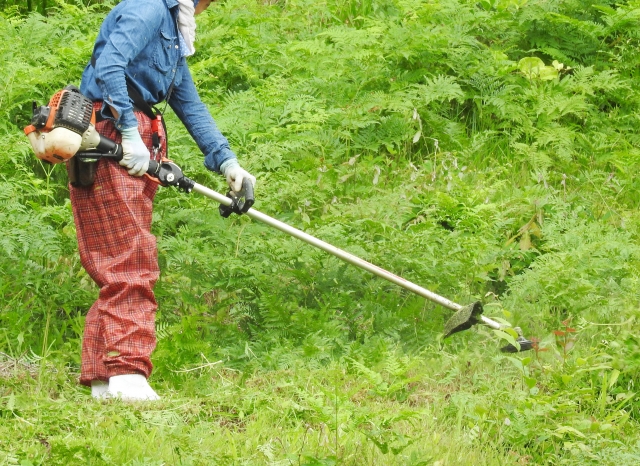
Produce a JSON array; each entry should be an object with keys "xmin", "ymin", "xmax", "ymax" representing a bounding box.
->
[{"xmin": 152, "ymin": 30, "xmax": 178, "ymax": 74}]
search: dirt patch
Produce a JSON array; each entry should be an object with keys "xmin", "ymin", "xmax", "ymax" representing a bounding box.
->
[{"xmin": 0, "ymin": 351, "xmax": 40, "ymax": 378}]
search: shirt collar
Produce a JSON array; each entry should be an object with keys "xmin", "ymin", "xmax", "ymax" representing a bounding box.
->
[{"xmin": 165, "ymin": 0, "xmax": 180, "ymax": 9}]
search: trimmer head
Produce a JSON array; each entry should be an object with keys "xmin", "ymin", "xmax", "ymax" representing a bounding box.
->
[
  {"xmin": 443, "ymin": 302, "xmax": 533, "ymax": 353},
  {"xmin": 443, "ymin": 301, "xmax": 484, "ymax": 338},
  {"xmin": 500, "ymin": 330, "xmax": 534, "ymax": 353}
]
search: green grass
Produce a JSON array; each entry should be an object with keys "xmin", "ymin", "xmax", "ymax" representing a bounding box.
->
[
  {"xmin": 2, "ymin": 0, "xmax": 640, "ymax": 463},
  {"xmin": 3, "ymin": 322, "xmax": 640, "ymax": 465},
  {"xmin": 0, "ymin": 350, "xmax": 550, "ymax": 465},
  {"xmin": 1, "ymin": 355, "xmax": 511, "ymax": 465}
]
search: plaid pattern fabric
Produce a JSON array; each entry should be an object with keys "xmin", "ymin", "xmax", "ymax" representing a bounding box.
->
[{"xmin": 69, "ymin": 102, "xmax": 166, "ymax": 386}]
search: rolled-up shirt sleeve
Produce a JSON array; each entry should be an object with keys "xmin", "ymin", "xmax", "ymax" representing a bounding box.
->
[
  {"xmin": 93, "ymin": 7, "xmax": 162, "ymax": 130},
  {"xmin": 168, "ymin": 64, "xmax": 236, "ymax": 173}
]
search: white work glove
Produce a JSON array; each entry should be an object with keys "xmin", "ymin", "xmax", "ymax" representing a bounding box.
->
[
  {"xmin": 220, "ymin": 159, "xmax": 256, "ymax": 192},
  {"xmin": 119, "ymin": 127, "xmax": 150, "ymax": 177}
]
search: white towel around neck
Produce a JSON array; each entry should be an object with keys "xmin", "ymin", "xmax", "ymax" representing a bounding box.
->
[{"xmin": 176, "ymin": 0, "xmax": 196, "ymax": 57}]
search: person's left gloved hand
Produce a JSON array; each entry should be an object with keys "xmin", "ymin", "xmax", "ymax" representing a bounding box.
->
[{"xmin": 220, "ymin": 159, "xmax": 256, "ymax": 192}]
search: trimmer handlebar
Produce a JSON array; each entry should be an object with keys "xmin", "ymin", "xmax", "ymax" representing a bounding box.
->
[{"xmin": 145, "ymin": 160, "xmax": 254, "ymax": 218}]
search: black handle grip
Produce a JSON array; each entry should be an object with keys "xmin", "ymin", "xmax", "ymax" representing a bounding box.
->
[
  {"xmin": 239, "ymin": 177, "xmax": 255, "ymax": 213},
  {"xmin": 75, "ymin": 142, "xmax": 122, "ymax": 162},
  {"xmin": 96, "ymin": 134, "xmax": 123, "ymax": 159},
  {"xmin": 219, "ymin": 178, "xmax": 255, "ymax": 217},
  {"xmin": 74, "ymin": 144, "xmax": 122, "ymax": 162}
]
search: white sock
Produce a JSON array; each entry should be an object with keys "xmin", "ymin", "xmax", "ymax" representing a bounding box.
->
[
  {"xmin": 91, "ymin": 380, "xmax": 109, "ymax": 399},
  {"xmin": 107, "ymin": 374, "xmax": 160, "ymax": 401}
]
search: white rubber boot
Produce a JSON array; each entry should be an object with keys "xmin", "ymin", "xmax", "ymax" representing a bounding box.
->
[
  {"xmin": 107, "ymin": 374, "xmax": 160, "ymax": 401},
  {"xmin": 91, "ymin": 380, "xmax": 109, "ymax": 399}
]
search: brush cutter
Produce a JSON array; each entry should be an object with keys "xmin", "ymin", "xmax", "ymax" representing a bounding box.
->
[
  {"xmin": 142, "ymin": 160, "xmax": 532, "ymax": 353},
  {"xmin": 24, "ymin": 85, "xmax": 532, "ymax": 353}
]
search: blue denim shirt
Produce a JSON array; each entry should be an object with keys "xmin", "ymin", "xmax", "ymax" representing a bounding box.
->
[{"xmin": 79, "ymin": 0, "xmax": 235, "ymax": 172}]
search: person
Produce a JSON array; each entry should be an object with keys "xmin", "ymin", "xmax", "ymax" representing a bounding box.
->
[{"xmin": 70, "ymin": 0, "xmax": 255, "ymax": 401}]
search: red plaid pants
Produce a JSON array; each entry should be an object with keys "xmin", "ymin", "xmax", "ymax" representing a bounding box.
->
[{"xmin": 69, "ymin": 103, "xmax": 165, "ymax": 386}]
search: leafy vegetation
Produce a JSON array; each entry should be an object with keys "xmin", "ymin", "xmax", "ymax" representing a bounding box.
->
[{"xmin": 1, "ymin": 0, "xmax": 640, "ymax": 464}]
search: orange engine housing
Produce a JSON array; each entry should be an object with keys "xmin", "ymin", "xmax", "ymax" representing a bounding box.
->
[{"xmin": 24, "ymin": 86, "xmax": 97, "ymax": 164}]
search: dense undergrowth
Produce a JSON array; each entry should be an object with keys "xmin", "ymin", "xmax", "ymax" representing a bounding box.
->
[{"xmin": 1, "ymin": 0, "xmax": 640, "ymax": 464}]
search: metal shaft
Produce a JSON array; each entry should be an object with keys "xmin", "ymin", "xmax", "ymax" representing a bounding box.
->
[{"xmin": 193, "ymin": 183, "xmax": 502, "ymax": 331}]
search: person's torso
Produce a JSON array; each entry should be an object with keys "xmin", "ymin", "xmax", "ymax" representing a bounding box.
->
[{"xmin": 80, "ymin": 0, "xmax": 185, "ymax": 104}]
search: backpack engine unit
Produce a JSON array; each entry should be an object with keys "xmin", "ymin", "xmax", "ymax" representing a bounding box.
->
[{"xmin": 24, "ymin": 84, "xmax": 121, "ymax": 164}]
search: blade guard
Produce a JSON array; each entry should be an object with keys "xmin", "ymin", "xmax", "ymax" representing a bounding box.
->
[{"xmin": 443, "ymin": 301, "xmax": 484, "ymax": 338}]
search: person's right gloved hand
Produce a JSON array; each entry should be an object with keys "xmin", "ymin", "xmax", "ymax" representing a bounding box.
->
[
  {"xmin": 119, "ymin": 127, "xmax": 150, "ymax": 177},
  {"xmin": 220, "ymin": 158, "xmax": 256, "ymax": 192}
]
